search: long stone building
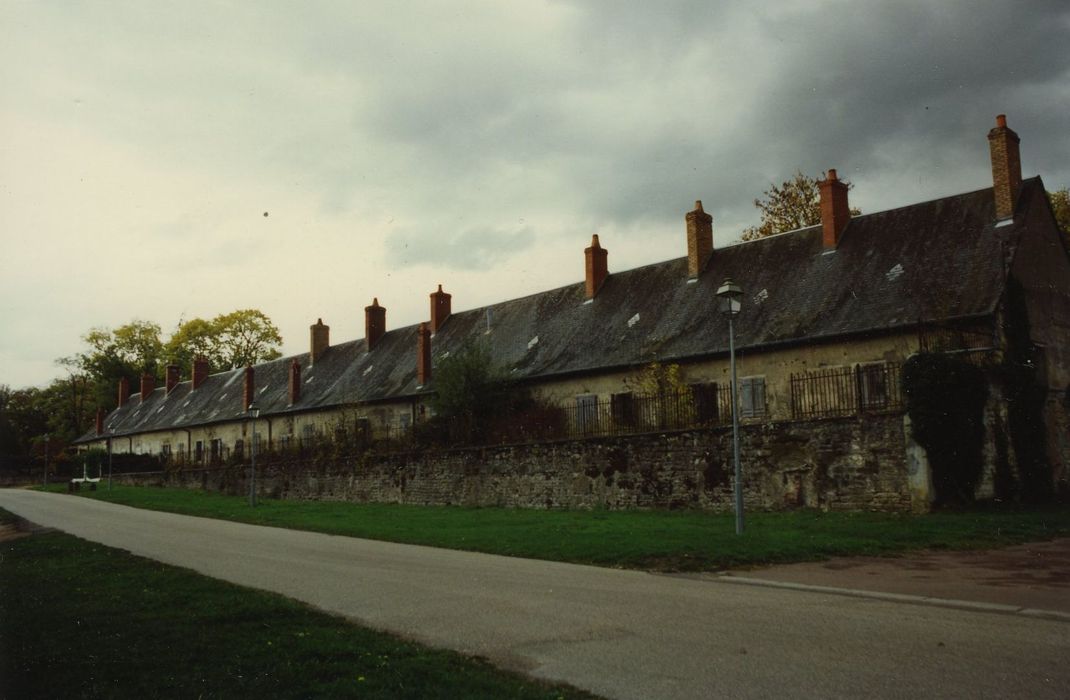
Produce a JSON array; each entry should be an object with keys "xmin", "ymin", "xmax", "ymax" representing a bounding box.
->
[{"xmin": 76, "ymin": 115, "xmax": 1070, "ymax": 505}]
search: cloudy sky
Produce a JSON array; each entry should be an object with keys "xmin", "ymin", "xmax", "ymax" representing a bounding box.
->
[{"xmin": 2, "ymin": 1, "xmax": 1068, "ymax": 389}]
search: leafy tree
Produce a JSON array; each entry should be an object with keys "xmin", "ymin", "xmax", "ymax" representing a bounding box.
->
[
  {"xmin": 0, "ymin": 378, "xmax": 92, "ymax": 456},
  {"xmin": 0, "ymin": 385, "xmax": 48, "ymax": 456},
  {"xmin": 59, "ymin": 310, "xmax": 283, "ymax": 416},
  {"xmin": 212, "ymin": 309, "xmax": 283, "ymax": 369},
  {"xmin": 40, "ymin": 374, "xmax": 96, "ymax": 443},
  {"xmin": 1048, "ymin": 188, "xmax": 1069, "ymax": 246},
  {"xmin": 741, "ymin": 170, "xmax": 862, "ymax": 241},
  {"xmin": 164, "ymin": 310, "xmax": 282, "ymax": 374},
  {"xmin": 430, "ymin": 339, "xmax": 513, "ymax": 443},
  {"xmin": 60, "ymin": 320, "xmax": 165, "ymax": 411},
  {"xmin": 165, "ymin": 317, "xmax": 224, "ymax": 375}
]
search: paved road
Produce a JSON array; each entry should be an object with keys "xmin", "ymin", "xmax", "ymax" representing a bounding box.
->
[{"xmin": 1, "ymin": 490, "xmax": 1067, "ymax": 699}]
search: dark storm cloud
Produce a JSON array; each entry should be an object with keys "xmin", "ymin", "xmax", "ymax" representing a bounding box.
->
[
  {"xmin": 385, "ymin": 225, "xmax": 536, "ymax": 269},
  {"xmin": 325, "ymin": 0, "xmax": 1070, "ymax": 245}
]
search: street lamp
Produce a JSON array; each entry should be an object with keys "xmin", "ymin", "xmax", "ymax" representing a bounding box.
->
[
  {"xmin": 247, "ymin": 402, "xmax": 260, "ymax": 507},
  {"xmin": 43, "ymin": 434, "xmax": 50, "ymax": 488},
  {"xmin": 716, "ymin": 278, "xmax": 745, "ymax": 535}
]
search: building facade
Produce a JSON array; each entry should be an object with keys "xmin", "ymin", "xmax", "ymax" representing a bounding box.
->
[{"xmin": 77, "ymin": 115, "xmax": 1070, "ymax": 503}]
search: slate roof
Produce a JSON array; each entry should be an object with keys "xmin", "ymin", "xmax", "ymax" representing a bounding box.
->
[{"xmin": 80, "ymin": 177, "xmax": 1047, "ymax": 443}]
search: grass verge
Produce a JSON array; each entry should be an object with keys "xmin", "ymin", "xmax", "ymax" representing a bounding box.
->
[
  {"xmin": 0, "ymin": 513, "xmax": 596, "ymax": 700},
  {"xmin": 47, "ymin": 483, "xmax": 1070, "ymax": 571}
]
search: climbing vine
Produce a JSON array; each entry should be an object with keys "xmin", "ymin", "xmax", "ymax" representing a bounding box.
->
[
  {"xmin": 1000, "ymin": 277, "xmax": 1051, "ymax": 503},
  {"xmin": 902, "ymin": 353, "xmax": 988, "ymax": 506}
]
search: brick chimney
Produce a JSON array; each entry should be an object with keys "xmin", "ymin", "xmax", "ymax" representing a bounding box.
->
[
  {"xmin": 95, "ymin": 407, "xmax": 105, "ymax": 435},
  {"xmin": 117, "ymin": 376, "xmax": 130, "ymax": 408},
  {"xmin": 988, "ymin": 114, "xmax": 1022, "ymax": 221},
  {"xmin": 686, "ymin": 200, "xmax": 713, "ymax": 279},
  {"xmin": 417, "ymin": 322, "xmax": 432, "ymax": 386},
  {"xmin": 818, "ymin": 169, "xmax": 851, "ymax": 249},
  {"xmin": 430, "ymin": 285, "xmax": 452, "ymax": 334},
  {"xmin": 288, "ymin": 358, "xmax": 301, "ymax": 405},
  {"xmin": 310, "ymin": 318, "xmax": 330, "ymax": 364},
  {"xmin": 584, "ymin": 234, "xmax": 609, "ymax": 299},
  {"xmin": 139, "ymin": 373, "xmax": 156, "ymax": 403},
  {"xmin": 166, "ymin": 364, "xmax": 180, "ymax": 394},
  {"xmin": 192, "ymin": 357, "xmax": 209, "ymax": 389},
  {"xmin": 243, "ymin": 366, "xmax": 255, "ymax": 412},
  {"xmin": 365, "ymin": 298, "xmax": 386, "ymax": 350}
]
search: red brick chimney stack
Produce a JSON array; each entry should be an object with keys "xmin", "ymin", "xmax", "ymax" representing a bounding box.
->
[
  {"xmin": 117, "ymin": 376, "xmax": 130, "ymax": 408},
  {"xmin": 584, "ymin": 234, "xmax": 609, "ymax": 299},
  {"xmin": 139, "ymin": 373, "xmax": 156, "ymax": 403},
  {"xmin": 365, "ymin": 298, "xmax": 386, "ymax": 350},
  {"xmin": 288, "ymin": 359, "xmax": 301, "ymax": 405},
  {"xmin": 95, "ymin": 407, "xmax": 105, "ymax": 435},
  {"xmin": 686, "ymin": 200, "xmax": 713, "ymax": 279},
  {"xmin": 192, "ymin": 357, "xmax": 209, "ymax": 390},
  {"xmin": 417, "ymin": 322, "xmax": 432, "ymax": 386},
  {"xmin": 243, "ymin": 366, "xmax": 255, "ymax": 411},
  {"xmin": 310, "ymin": 318, "xmax": 330, "ymax": 365},
  {"xmin": 430, "ymin": 285, "xmax": 452, "ymax": 334},
  {"xmin": 988, "ymin": 114, "xmax": 1022, "ymax": 221},
  {"xmin": 818, "ymin": 169, "xmax": 851, "ymax": 249},
  {"xmin": 166, "ymin": 365, "xmax": 180, "ymax": 394}
]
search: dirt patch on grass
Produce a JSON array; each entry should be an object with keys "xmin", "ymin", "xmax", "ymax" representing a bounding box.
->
[{"xmin": 0, "ymin": 522, "xmax": 31, "ymax": 542}]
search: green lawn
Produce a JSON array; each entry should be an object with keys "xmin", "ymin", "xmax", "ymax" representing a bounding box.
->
[
  {"xmin": 49, "ymin": 483, "xmax": 1070, "ymax": 571},
  {"xmin": 0, "ymin": 518, "xmax": 597, "ymax": 700}
]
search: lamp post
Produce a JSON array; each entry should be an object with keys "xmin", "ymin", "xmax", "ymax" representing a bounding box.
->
[
  {"xmin": 247, "ymin": 402, "xmax": 260, "ymax": 507},
  {"xmin": 43, "ymin": 434, "xmax": 50, "ymax": 488},
  {"xmin": 716, "ymin": 278, "xmax": 745, "ymax": 535}
]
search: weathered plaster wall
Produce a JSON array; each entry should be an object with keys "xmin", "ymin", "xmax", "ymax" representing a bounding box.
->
[
  {"xmin": 531, "ymin": 332, "xmax": 919, "ymax": 420},
  {"xmin": 1011, "ymin": 185, "xmax": 1070, "ymax": 390},
  {"xmin": 84, "ymin": 332, "xmax": 919, "ymax": 459},
  {"xmin": 116, "ymin": 413, "xmax": 925, "ymax": 513}
]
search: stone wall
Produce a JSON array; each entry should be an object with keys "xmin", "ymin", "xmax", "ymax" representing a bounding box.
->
[{"xmin": 116, "ymin": 413, "xmax": 923, "ymax": 512}]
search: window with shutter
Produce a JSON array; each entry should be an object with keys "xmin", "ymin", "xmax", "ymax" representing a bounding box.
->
[
  {"xmin": 739, "ymin": 377, "xmax": 767, "ymax": 418},
  {"xmin": 576, "ymin": 394, "xmax": 599, "ymax": 433}
]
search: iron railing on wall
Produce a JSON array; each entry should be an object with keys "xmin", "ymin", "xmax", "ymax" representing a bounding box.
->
[
  {"xmin": 789, "ymin": 363, "xmax": 903, "ymax": 419},
  {"xmin": 149, "ymin": 367, "xmax": 907, "ymax": 465}
]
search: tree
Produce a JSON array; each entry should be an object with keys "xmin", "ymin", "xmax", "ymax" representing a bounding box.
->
[
  {"xmin": 740, "ymin": 170, "xmax": 862, "ymax": 241},
  {"xmin": 0, "ymin": 385, "xmax": 48, "ymax": 456},
  {"xmin": 59, "ymin": 309, "xmax": 283, "ymax": 414},
  {"xmin": 164, "ymin": 310, "xmax": 282, "ymax": 373},
  {"xmin": 212, "ymin": 309, "xmax": 283, "ymax": 369},
  {"xmin": 1048, "ymin": 188, "xmax": 1069, "ymax": 246},
  {"xmin": 430, "ymin": 339, "xmax": 514, "ymax": 442},
  {"xmin": 0, "ymin": 378, "xmax": 92, "ymax": 456},
  {"xmin": 165, "ymin": 317, "xmax": 224, "ymax": 375},
  {"xmin": 60, "ymin": 320, "xmax": 165, "ymax": 411}
]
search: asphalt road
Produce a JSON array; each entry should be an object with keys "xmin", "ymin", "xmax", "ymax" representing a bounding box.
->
[{"xmin": 1, "ymin": 490, "xmax": 1067, "ymax": 699}]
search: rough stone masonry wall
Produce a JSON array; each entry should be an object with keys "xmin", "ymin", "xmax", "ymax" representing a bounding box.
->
[{"xmin": 119, "ymin": 413, "xmax": 918, "ymax": 512}]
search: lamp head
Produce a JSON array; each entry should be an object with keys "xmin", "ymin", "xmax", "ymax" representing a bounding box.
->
[{"xmin": 716, "ymin": 278, "xmax": 743, "ymax": 317}]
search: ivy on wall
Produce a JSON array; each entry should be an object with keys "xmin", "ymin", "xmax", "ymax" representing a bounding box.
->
[
  {"xmin": 1000, "ymin": 277, "xmax": 1052, "ymax": 503},
  {"xmin": 902, "ymin": 353, "xmax": 988, "ymax": 506}
]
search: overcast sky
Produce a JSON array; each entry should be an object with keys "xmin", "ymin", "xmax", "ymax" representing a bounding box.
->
[{"xmin": 2, "ymin": 1, "xmax": 1068, "ymax": 389}]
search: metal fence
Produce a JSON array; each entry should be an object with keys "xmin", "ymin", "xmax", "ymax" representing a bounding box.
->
[
  {"xmin": 145, "ymin": 367, "xmax": 907, "ymax": 465},
  {"xmin": 789, "ymin": 363, "xmax": 903, "ymax": 419}
]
